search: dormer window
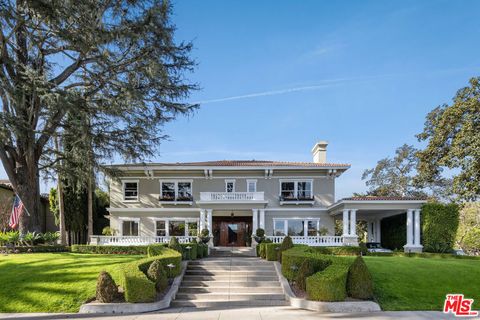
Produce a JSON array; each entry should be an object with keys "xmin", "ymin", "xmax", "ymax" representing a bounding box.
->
[
  {"xmin": 280, "ymin": 180, "xmax": 313, "ymax": 201},
  {"xmin": 122, "ymin": 180, "xmax": 139, "ymax": 201}
]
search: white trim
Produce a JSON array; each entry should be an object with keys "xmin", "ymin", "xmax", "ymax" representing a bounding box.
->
[
  {"xmin": 265, "ymin": 207, "xmax": 328, "ymax": 211},
  {"xmin": 225, "ymin": 179, "xmax": 236, "ymax": 192},
  {"xmin": 122, "ymin": 179, "xmax": 139, "ymax": 202},
  {"xmin": 246, "ymin": 179, "xmax": 257, "ymax": 192},
  {"xmin": 118, "ymin": 217, "xmax": 141, "ymax": 221},
  {"xmin": 108, "ymin": 207, "xmax": 202, "ymax": 212},
  {"xmin": 117, "ymin": 175, "xmax": 332, "ymax": 179},
  {"xmin": 108, "ymin": 165, "xmax": 351, "ymax": 171},
  {"xmin": 328, "ymin": 199, "xmax": 427, "ymax": 212},
  {"xmin": 272, "ymin": 217, "xmax": 321, "ymax": 237},
  {"xmin": 151, "ymin": 217, "xmax": 200, "ymax": 237}
]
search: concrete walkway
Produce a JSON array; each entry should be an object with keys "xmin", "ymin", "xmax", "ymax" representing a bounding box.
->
[{"xmin": 0, "ymin": 306, "xmax": 460, "ymax": 320}]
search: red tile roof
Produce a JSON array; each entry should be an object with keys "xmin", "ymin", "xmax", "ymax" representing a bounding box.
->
[
  {"xmin": 114, "ymin": 160, "xmax": 350, "ymax": 168},
  {"xmin": 342, "ymin": 196, "xmax": 427, "ymax": 201}
]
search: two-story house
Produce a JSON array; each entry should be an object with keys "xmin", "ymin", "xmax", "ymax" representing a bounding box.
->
[{"xmin": 96, "ymin": 141, "xmax": 426, "ymax": 252}]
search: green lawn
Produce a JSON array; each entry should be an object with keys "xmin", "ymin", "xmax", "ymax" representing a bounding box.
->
[
  {"xmin": 364, "ymin": 256, "xmax": 480, "ymax": 311},
  {"xmin": 0, "ymin": 253, "xmax": 142, "ymax": 313}
]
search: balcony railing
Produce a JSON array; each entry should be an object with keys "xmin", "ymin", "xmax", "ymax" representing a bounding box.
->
[
  {"xmin": 90, "ymin": 236, "xmax": 195, "ymax": 246},
  {"xmin": 199, "ymin": 192, "xmax": 265, "ymax": 202},
  {"xmin": 265, "ymin": 235, "xmax": 344, "ymax": 246}
]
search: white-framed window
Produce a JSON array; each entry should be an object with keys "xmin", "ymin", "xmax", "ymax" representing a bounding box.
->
[
  {"xmin": 272, "ymin": 218, "xmax": 320, "ymax": 236},
  {"xmin": 279, "ymin": 180, "xmax": 313, "ymax": 200},
  {"xmin": 247, "ymin": 179, "xmax": 257, "ymax": 192},
  {"xmin": 159, "ymin": 180, "xmax": 193, "ymax": 201},
  {"xmin": 153, "ymin": 218, "xmax": 199, "ymax": 237},
  {"xmin": 225, "ymin": 179, "xmax": 235, "ymax": 193},
  {"xmin": 120, "ymin": 219, "xmax": 139, "ymax": 236},
  {"xmin": 122, "ymin": 180, "xmax": 139, "ymax": 201}
]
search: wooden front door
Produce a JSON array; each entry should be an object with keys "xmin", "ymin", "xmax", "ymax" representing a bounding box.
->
[{"xmin": 219, "ymin": 222, "xmax": 246, "ymax": 246}]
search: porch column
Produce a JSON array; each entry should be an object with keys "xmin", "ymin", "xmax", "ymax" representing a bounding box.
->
[
  {"xmin": 349, "ymin": 209, "xmax": 357, "ymax": 236},
  {"xmin": 414, "ymin": 209, "xmax": 421, "ymax": 246},
  {"xmin": 342, "ymin": 209, "xmax": 349, "ymax": 236},
  {"xmin": 165, "ymin": 220, "xmax": 170, "ymax": 237},
  {"xmin": 375, "ymin": 219, "xmax": 381, "ymax": 243},
  {"xmin": 259, "ymin": 209, "xmax": 265, "ymax": 229},
  {"xmin": 406, "ymin": 209, "xmax": 413, "ymax": 246},
  {"xmin": 252, "ymin": 209, "xmax": 258, "ymax": 234},
  {"xmin": 367, "ymin": 221, "xmax": 374, "ymax": 242},
  {"xmin": 206, "ymin": 209, "xmax": 213, "ymax": 235},
  {"xmin": 199, "ymin": 209, "xmax": 206, "ymax": 232}
]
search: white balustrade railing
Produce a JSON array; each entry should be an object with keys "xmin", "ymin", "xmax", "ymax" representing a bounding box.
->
[
  {"xmin": 92, "ymin": 236, "xmax": 195, "ymax": 246},
  {"xmin": 200, "ymin": 192, "xmax": 264, "ymax": 202},
  {"xmin": 265, "ymin": 236, "xmax": 344, "ymax": 246}
]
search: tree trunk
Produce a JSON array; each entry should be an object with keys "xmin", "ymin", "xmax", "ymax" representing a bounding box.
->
[
  {"xmin": 55, "ymin": 136, "xmax": 67, "ymax": 245},
  {"xmin": 87, "ymin": 172, "xmax": 93, "ymax": 240},
  {"xmin": 15, "ymin": 166, "xmax": 41, "ymax": 234}
]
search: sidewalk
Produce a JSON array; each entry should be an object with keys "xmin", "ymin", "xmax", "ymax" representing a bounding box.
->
[{"xmin": 0, "ymin": 306, "xmax": 461, "ymax": 320}]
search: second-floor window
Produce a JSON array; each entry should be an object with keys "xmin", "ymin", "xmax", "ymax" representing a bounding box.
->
[
  {"xmin": 122, "ymin": 180, "xmax": 139, "ymax": 201},
  {"xmin": 225, "ymin": 180, "xmax": 235, "ymax": 192},
  {"xmin": 280, "ymin": 180, "xmax": 313, "ymax": 200},
  {"xmin": 160, "ymin": 181, "xmax": 192, "ymax": 201},
  {"xmin": 247, "ymin": 179, "xmax": 257, "ymax": 192}
]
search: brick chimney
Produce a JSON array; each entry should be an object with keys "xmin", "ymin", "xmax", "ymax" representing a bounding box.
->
[{"xmin": 311, "ymin": 141, "xmax": 328, "ymax": 163}]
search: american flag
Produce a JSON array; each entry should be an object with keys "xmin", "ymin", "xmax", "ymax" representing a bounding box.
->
[{"xmin": 8, "ymin": 195, "xmax": 24, "ymax": 229}]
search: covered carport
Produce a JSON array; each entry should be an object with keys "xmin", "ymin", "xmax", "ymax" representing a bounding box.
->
[{"xmin": 328, "ymin": 197, "xmax": 427, "ymax": 252}]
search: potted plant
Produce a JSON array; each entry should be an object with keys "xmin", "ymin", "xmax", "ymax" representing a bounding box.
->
[
  {"xmin": 198, "ymin": 228, "xmax": 211, "ymax": 244},
  {"xmin": 253, "ymin": 228, "xmax": 265, "ymax": 243}
]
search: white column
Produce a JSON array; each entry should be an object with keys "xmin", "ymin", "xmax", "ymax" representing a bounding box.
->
[
  {"xmin": 206, "ymin": 209, "xmax": 213, "ymax": 235},
  {"xmin": 349, "ymin": 209, "xmax": 357, "ymax": 236},
  {"xmin": 367, "ymin": 221, "xmax": 373, "ymax": 242},
  {"xmin": 252, "ymin": 209, "xmax": 258, "ymax": 234},
  {"xmin": 165, "ymin": 220, "xmax": 170, "ymax": 237},
  {"xmin": 375, "ymin": 219, "xmax": 381, "ymax": 243},
  {"xmin": 406, "ymin": 209, "xmax": 413, "ymax": 246},
  {"xmin": 342, "ymin": 209, "xmax": 349, "ymax": 236},
  {"xmin": 199, "ymin": 209, "xmax": 206, "ymax": 232},
  {"xmin": 414, "ymin": 209, "xmax": 421, "ymax": 246},
  {"xmin": 259, "ymin": 209, "xmax": 265, "ymax": 229}
]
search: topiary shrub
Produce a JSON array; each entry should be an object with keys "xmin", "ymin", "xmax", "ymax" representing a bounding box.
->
[
  {"xmin": 168, "ymin": 236, "xmax": 182, "ymax": 253},
  {"xmin": 306, "ymin": 260, "xmax": 351, "ymax": 301},
  {"xmin": 96, "ymin": 271, "xmax": 118, "ymax": 303},
  {"xmin": 147, "ymin": 260, "xmax": 168, "ymax": 292},
  {"xmin": 278, "ymin": 236, "xmax": 294, "ymax": 262},
  {"xmin": 346, "ymin": 256, "xmax": 373, "ymax": 299},
  {"xmin": 253, "ymin": 228, "xmax": 265, "ymax": 243},
  {"xmin": 422, "ymin": 203, "xmax": 459, "ymax": 253},
  {"xmin": 295, "ymin": 259, "xmax": 315, "ymax": 291},
  {"xmin": 180, "ymin": 243, "xmax": 198, "ymax": 260}
]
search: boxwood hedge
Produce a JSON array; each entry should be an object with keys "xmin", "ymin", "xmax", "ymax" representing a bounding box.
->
[
  {"xmin": 281, "ymin": 246, "xmax": 372, "ymax": 302},
  {"xmin": 72, "ymin": 244, "xmax": 150, "ymax": 255},
  {"xmin": 109, "ymin": 247, "xmax": 182, "ymax": 303}
]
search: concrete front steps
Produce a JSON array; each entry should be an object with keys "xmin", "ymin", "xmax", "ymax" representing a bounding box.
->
[{"xmin": 172, "ymin": 256, "xmax": 288, "ymax": 308}]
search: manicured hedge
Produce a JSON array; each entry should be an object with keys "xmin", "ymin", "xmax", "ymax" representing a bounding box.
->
[
  {"xmin": 422, "ymin": 203, "xmax": 459, "ymax": 253},
  {"xmin": 110, "ymin": 247, "xmax": 182, "ymax": 303},
  {"xmin": 72, "ymin": 244, "xmax": 149, "ymax": 255},
  {"xmin": 180, "ymin": 243, "xmax": 198, "ymax": 260},
  {"xmin": 198, "ymin": 243, "xmax": 208, "ymax": 258},
  {"xmin": 281, "ymin": 246, "xmax": 372, "ymax": 302},
  {"xmin": 367, "ymin": 251, "xmax": 480, "ymax": 260},
  {"xmin": 0, "ymin": 245, "xmax": 70, "ymax": 253},
  {"xmin": 308, "ymin": 246, "xmax": 361, "ymax": 256},
  {"xmin": 147, "ymin": 244, "xmax": 167, "ymax": 257},
  {"xmin": 265, "ymin": 243, "xmax": 281, "ymax": 261}
]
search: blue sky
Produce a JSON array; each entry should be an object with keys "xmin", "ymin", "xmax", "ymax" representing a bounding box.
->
[{"xmin": 1, "ymin": 0, "xmax": 480, "ymax": 200}]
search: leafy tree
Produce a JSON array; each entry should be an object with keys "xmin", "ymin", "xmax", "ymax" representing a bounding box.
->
[
  {"xmin": 362, "ymin": 144, "xmax": 450, "ymax": 200},
  {"xmin": 456, "ymin": 202, "xmax": 480, "ymax": 255},
  {"xmin": 0, "ymin": 0, "xmax": 197, "ymax": 233},
  {"xmin": 416, "ymin": 77, "xmax": 480, "ymax": 201}
]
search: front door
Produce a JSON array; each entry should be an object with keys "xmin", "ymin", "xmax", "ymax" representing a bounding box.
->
[{"xmin": 219, "ymin": 221, "xmax": 246, "ymax": 246}]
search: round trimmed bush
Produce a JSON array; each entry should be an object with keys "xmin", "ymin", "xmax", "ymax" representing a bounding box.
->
[
  {"xmin": 147, "ymin": 260, "xmax": 168, "ymax": 292},
  {"xmin": 96, "ymin": 271, "xmax": 118, "ymax": 303},
  {"xmin": 278, "ymin": 235, "xmax": 294, "ymax": 262}
]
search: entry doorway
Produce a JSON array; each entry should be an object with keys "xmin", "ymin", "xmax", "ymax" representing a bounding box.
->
[{"xmin": 213, "ymin": 216, "xmax": 252, "ymax": 247}]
